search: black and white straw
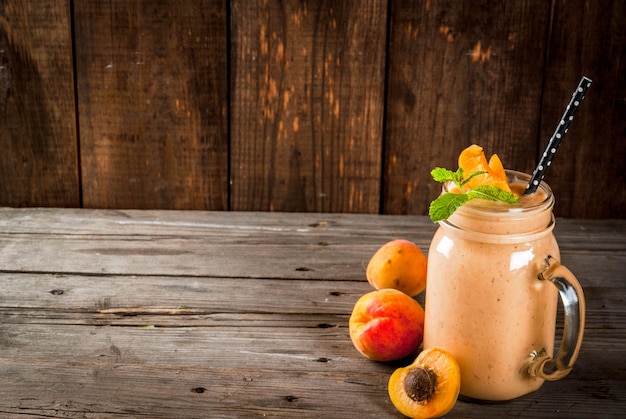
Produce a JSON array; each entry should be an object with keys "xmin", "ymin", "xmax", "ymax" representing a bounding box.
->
[{"xmin": 525, "ymin": 76, "xmax": 593, "ymax": 195}]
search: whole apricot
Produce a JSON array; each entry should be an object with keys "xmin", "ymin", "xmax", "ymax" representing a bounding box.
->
[
  {"xmin": 366, "ymin": 239, "xmax": 427, "ymax": 297},
  {"xmin": 388, "ymin": 347, "xmax": 460, "ymax": 418},
  {"xmin": 349, "ymin": 289, "xmax": 425, "ymax": 362}
]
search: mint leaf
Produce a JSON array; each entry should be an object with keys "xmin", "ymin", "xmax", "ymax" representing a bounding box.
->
[
  {"xmin": 467, "ymin": 185, "xmax": 519, "ymax": 203},
  {"xmin": 431, "ymin": 167, "xmax": 462, "ymax": 184},
  {"xmin": 429, "ymin": 193, "xmax": 470, "ymax": 222},
  {"xmin": 429, "ymin": 167, "xmax": 519, "ymax": 222}
]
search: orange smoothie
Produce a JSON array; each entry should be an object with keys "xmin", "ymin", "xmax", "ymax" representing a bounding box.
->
[{"xmin": 424, "ymin": 172, "xmax": 560, "ymax": 401}]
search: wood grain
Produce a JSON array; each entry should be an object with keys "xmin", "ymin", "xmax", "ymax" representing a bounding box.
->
[
  {"xmin": 0, "ymin": 208, "xmax": 622, "ymax": 280},
  {"xmin": 230, "ymin": 0, "xmax": 387, "ymax": 212},
  {"xmin": 383, "ymin": 0, "xmax": 550, "ymax": 215},
  {"xmin": 539, "ymin": 0, "xmax": 626, "ymax": 218},
  {"xmin": 0, "ymin": 208, "xmax": 624, "ymax": 418},
  {"xmin": 74, "ymin": 0, "xmax": 229, "ymax": 210},
  {"xmin": 0, "ymin": 0, "xmax": 79, "ymax": 207},
  {"xmin": 0, "ymin": 1, "xmax": 624, "ymax": 218}
]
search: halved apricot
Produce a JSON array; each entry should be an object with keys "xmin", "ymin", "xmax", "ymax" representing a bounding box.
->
[
  {"xmin": 388, "ymin": 347, "xmax": 460, "ymax": 418},
  {"xmin": 458, "ymin": 144, "xmax": 511, "ymax": 192}
]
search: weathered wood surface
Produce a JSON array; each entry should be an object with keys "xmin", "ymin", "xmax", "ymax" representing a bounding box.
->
[
  {"xmin": 384, "ymin": 0, "xmax": 549, "ymax": 214},
  {"xmin": 230, "ymin": 0, "xmax": 387, "ymax": 213},
  {"xmin": 74, "ymin": 0, "xmax": 229, "ymax": 210},
  {"xmin": 539, "ymin": 0, "xmax": 626, "ymax": 218},
  {"xmin": 0, "ymin": 0, "xmax": 79, "ymax": 207},
  {"xmin": 0, "ymin": 208, "xmax": 624, "ymax": 418},
  {"xmin": 1, "ymin": 1, "xmax": 624, "ymax": 217}
]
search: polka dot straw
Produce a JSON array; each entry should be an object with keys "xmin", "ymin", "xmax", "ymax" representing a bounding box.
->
[{"xmin": 525, "ymin": 76, "xmax": 592, "ymax": 194}]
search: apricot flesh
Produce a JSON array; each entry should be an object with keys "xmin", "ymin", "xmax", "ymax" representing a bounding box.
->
[
  {"xmin": 349, "ymin": 289, "xmax": 425, "ymax": 362},
  {"xmin": 458, "ymin": 144, "xmax": 511, "ymax": 192},
  {"xmin": 366, "ymin": 239, "xmax": 427, "ymax": 297},
  {"xmin": 388, "ymin": 347, "xmax": 460, "ymax": 418}
]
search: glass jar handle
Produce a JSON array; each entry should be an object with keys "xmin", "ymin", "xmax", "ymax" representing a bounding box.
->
[{"xmin": 527, "ymin": 256, "xmax": 586, "ymax": 381}]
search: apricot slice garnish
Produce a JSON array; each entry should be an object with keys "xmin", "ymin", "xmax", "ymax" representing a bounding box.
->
[
  {"xmin": 458, "ymin": 144, "xmax": 511, "ymax": 192},
  {"xmin": 388, "ymin": 347, "xmax": 460, "ymax": 418}
]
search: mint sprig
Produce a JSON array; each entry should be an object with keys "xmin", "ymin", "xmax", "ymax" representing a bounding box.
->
[{"xmin": 428, "ymin": 167, "xmax": 519, "ymax": 222}]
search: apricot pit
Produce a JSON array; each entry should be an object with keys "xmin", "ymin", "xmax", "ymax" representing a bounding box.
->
[{"xmin": 404, "ymin": 367, "xmax": 436, "ymax": 402}]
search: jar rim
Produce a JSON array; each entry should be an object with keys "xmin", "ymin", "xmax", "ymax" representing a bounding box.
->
[{"xmin": 443, "ymin": 169, "xmax": 554, "ymax": 216}]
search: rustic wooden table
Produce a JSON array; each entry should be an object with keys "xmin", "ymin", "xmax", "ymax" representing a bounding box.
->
[{"xmin": 0, "ymin": 208, "xmax": 624, "ymax": 418}]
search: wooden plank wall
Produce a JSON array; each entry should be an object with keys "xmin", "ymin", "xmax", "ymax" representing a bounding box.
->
[{"xmin": 0, "ymin": 0, "xmax": 624, "ymax": 218}]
